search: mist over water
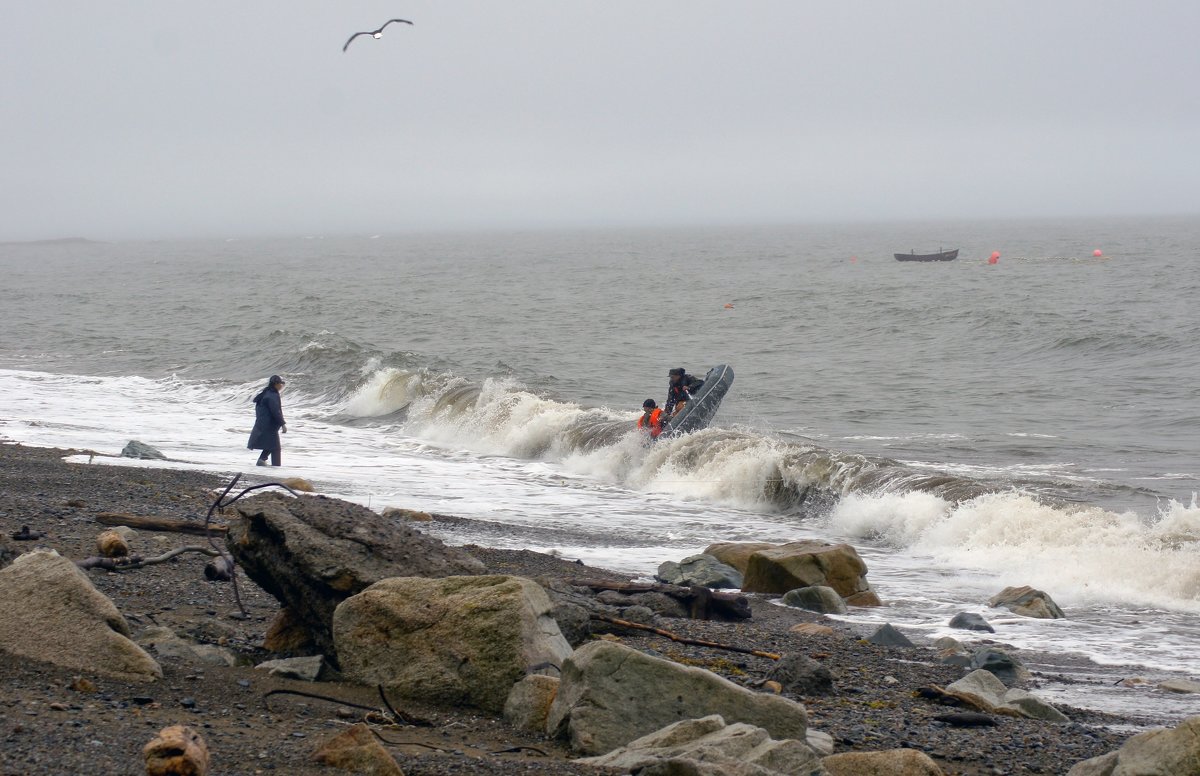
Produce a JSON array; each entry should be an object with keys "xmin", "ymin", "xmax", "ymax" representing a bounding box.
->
[{"xmin": 2, "ymin": 218, "xmax": 1199, "ymax": 721}]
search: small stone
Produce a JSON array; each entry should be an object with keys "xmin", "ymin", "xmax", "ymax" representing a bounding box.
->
[
  {"xmin": 49, "ymin": 703, "xmax": 68, "ymax": 711},
  {"xmin": 237, "ymin": 679, "xmax": 251, "ymax": 688},
  {"xmin": 144, "ymin": 725, "xmax": 209, "ymax": 776},
  {"xmin": 70, "ymin": 676, "xmax": 98, "ymax": 693},
  {"xmin": 180, "ymin": 697, "xmax": 197, "ymax": 709},
  {"xmin": 949, "ymin": 611, "xmax": 995, "ymax": 632},
  {"xmin": 763, "ymin": 680, "xmax": 783, "ymax": 694},
  {"xmin": 335, "ymin": 707, "xmax": 356, "ymax": 719},
  {"xmin": 935, "ymin": 711, "xmax": 997, "ymax": 727},
  {"xmin": 131, "ymin": 696, "xmax": 154, "ymax": 705},
  {"xmin": 789, "ymin": 623, "xmax": 836, "ymax": 637},
  {"xmin": 1158, "ymin": 679, "xmax": 1200, "ymax": 694},
  {"xmin": 866, "ymin": 623, "xmax": 915, "ymax": 648}
]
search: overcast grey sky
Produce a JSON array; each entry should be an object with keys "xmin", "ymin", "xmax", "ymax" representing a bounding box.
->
[{"xmin": 3, "ymin": 2, "xmax": 1197, "ymax": 239}]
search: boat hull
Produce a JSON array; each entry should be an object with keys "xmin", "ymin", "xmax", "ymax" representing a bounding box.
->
[{"xmin": 895, "ymin": 249, "xmax": 959, "ymax": 262}]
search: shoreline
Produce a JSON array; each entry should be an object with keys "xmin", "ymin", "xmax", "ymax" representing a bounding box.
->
[{"xmin": 0, "ymin": 441, "xmax": 1184, "ymax": 775}]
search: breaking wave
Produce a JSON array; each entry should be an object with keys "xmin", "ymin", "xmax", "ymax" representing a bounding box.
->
[{"xmin": 826, "ymin": 490, "xmax": 1200, "ymax": 611}]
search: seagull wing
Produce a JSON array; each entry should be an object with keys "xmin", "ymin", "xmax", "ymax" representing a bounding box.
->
[
  {"xmin": 378, "ymin": 19, "xmax": 414, "ymax": 32},
  {"xmin": 342, "ymin": 31, "xmax": 371, "ymax": 52}
]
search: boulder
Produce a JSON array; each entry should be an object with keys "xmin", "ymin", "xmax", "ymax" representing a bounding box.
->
[
  {"xmin": 969, "ymin": 647, "xmax": 1029, "ymax": 686},
  {"xmin": 279, "ymin": 477, "xmax": 315, "ymax": 493},
  {"xmin": 781, "ymin": 585, "xmax": 848, "ymax": 615},
  {"xmin": 1066, "ymin": 715, "xmax": 1200, "ymax": 776},
  {"xmin": 312, "ymin": 723, "xmax": 404, "ymax": 776},
  {"xmin": 96, "ymin": 530, "xmax": 130, "ymax": 558},
  {"xmin": 807, "ymin": 729, "xmax": 835, "ymax": 756},
  {"xmin": 703, "ymin": 542, "xmax": 779, "ymax": 574},
  {"xmin": 823, "ymin": 749, "xmax": 944, "ymax": 775},
  {"xmin": 0, "ymin": 550, "xmax": 161, "ymax": 681},
  {"xmin": 741, "ymin": 541, "xmax": 870, "ymax": 597},
  {"xmin": 844, "ymin": 589, "xmax": 884, "ymax": 607},
  {"xmin": 949, "ymin": 612, "xmax": 994, "ymax": 632},
  {"xmin": 577, "ymin": 715, "xmax": 825, "ymax": 776},
  {"xmin": 765, "ymin": 654, "xmax": 834, "ymax": 696},
  {"xmin": 989, "ymin": 585, "xmax": 1065, "ymax": 619},
  {"xmin": 656, "ymin": 554, "xmax": 745, "ymax": 589},
  {"xmin": 334, "ymin": 575, "xmax": 570, "ymax": 713},
  {"xmin": 866, "ymin": 624, "xmax": 914, "ymax": 648},
  {"xmin": 1159, "ymin": 679, "xmax": 1200, "ymax": 694},
  {"xmin": 263, "ymin": 607, "xmax": 316, "ymax": 653},
  {"xmin": 256, "ymin": 655, "xmax": 324, "ymax": 682},
  {"xmin": 382, "ymin": 507, "xmax": 433, "ymax": 522},
  {"xmin": 944, "ymin": 669, "xmax": 1068, "ymax": 723},
  {"xmin": 122, "ymin": 440, "xmax": 166, "ymax": 460},
  {"xmin": 549, "ymin": 601, "xmax": 592, "ymax": 647},
  {"xmin": 504, "ymin": 675, "xmax": 560, "ymax": 733},
  {"xmin": 547, "ymin": 640, "xmax": 809, "ymax": 755},
  {"xmin": 0, "ymin": 537, "xmax": 16, "ymax": 569},
  {"xmin": 227, "ymin": 492, "xmax": 484, "ymax": 660},
  {"xmin": 144, "ymin": 725, "xmax": 210, "ymax": 776},
  {"xmin": 136, "ymin": 626, "xmax": 236, "ymax": 668},
  {"xmin": 597, "ymin": 589, "xmax": 689, "ymax": 618},
  {"xmin": 790, "ymin": 623, "xmax": 837, "ymax": 637}
]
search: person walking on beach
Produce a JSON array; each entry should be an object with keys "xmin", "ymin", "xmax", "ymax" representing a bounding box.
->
[{"xmin": 248, "ymin": 375, "xmax": 287, "ymax": 466}]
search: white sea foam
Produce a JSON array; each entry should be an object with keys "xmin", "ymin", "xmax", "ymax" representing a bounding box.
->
[{"xmin": 827, "ymin": 490, "xmax": 1200, "ymax": 612}]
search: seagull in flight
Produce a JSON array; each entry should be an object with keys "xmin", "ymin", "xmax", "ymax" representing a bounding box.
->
[{"xmin": 343, "ymin": 19, "xmax": 414, "ymax": 53}]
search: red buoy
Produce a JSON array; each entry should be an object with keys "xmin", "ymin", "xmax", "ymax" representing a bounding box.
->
[
  {"xmin": 724, "ymin": 303, "xmax": 734, "ymax": 309},
  {"xmin": 988, "ymin": 256, "xmax": 998, "ymax": 265},
  {"xmin": 1093, "ymin": 249, "xmax": 1103, "ymax": 257},
  {"xmin": 990, "ymin": 251, "xmax": 1001, "ymax": 260}
]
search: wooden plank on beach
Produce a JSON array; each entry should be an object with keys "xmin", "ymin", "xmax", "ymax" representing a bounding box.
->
[{"xmin": 95, "ymin": 512, "xmax": 227, "ymax": 535}]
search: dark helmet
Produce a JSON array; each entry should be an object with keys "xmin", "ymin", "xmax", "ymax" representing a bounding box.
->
[
  {"xmin": 668, "ymin": 367, "xmax": 685, "ymax": 377},
  {"xmin": 643, "ymin": 398, "xmax": 657, "ymax": 409}
]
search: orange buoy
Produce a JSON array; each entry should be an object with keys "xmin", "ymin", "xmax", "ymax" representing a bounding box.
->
[
  {"xmin": 990, "ymin": 251, "xmax": 1000, "ymax": 260},
  {"xmin": 1093, "ymin": 249, "xmax": 1103, "ymax": 257},
  {"xmin": 723, "ymin": 303, "xmax": 734, "ymax": 309},
  {"xmin": 987, "ymin": 256, "xmax": 998, "ymax": 265}
]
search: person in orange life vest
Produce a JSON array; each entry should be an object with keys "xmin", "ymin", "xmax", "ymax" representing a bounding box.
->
[{"xmin": 637, "ymin": 398, "xmax": 665, "ymax": 439}]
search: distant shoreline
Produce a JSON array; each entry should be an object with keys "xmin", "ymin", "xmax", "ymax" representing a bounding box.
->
[{"xmin": 0, "ymin": 237, "xmax": 102, "ymax": 246}]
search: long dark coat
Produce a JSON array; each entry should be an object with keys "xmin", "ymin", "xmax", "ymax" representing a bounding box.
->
[{"xmin": 247, "ymin": 386, "xmax": 285, "ymax": 452}]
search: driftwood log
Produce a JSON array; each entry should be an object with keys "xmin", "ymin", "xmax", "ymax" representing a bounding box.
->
[
  {"xmin": 77, "ymin": 545, "xmax": 222, "ymax": 572},
  {"xmin": 564, "ymin": 578, "xmax": 752, "ymax": 620},
  {"xmin": 96, "ymin": 512, "xmax": 227, "ymax": 536},
  {"xmin": 590, "ymin": 613, "xmax": 781, "ymax": 660}
]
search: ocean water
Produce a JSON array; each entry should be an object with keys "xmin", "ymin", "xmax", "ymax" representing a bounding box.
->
[{"xmin": 1, "ymin": 218, "xmax": 1198, "ymax": 723}]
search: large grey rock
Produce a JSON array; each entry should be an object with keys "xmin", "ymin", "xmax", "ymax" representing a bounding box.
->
[
  {"xmin": 781, "ymin": 585, "xmax": 848, "ymax": 615},
  {"xmin": 597, "ymin": 589, "xmax": 688, "ymax": 618},
  {"xmin": 703, "ymin": 542, "xmax": 779, "ymax": 574},
  {"xmin": 504, "ymin": 675, "xmax": 560, "ymax": 733},
  {"xmin": 227, "ymin": 492, "xmax": 484, "ymax": 660},
  {"xmin": 577, "ymin": 715, "xmax": 826, "ymax": 776},
  {"xmin": 1066, "ymin": 715, "xmax": 1200, "ymax": 775},
  {"xmin": 547, "ymin": 640, "xmax": 809, "ymax": 756},
  {"xmin": 136, "ymin": 626, "xmax": 237, "ymax": 667},
  {"xmin": 949, "ymin": 612, "xmax": 994, "ymax": 632},
  {"xmin": 989, "ymin": 585, "xmax": 1066, "ymax": 619},
  {"xmin": 334, "ymin": 575, "xmax": 571, "ymax": 713},
  {"xmin": 1159, "ymin": 679, "xmax": 1200, "ymax": 694},
  {"xmin": 0, "ymin": 550, "xmax": 161, "ymax": 681},
  {"xmin": 121, "ymin": 440, "xmax": 166, "ymax": 460},
  {"xmin": 823, "ymin": 749, "xmax": 945, "ymax": 775},
  {"xmin": 741, "ymin": 541, "xmax": 871, "ymax": 597},
  {"xmin": 656, "ymin": 554, "xmax": 745, "ymax": 589},
  {"xmin": 944, "ymin": 669, "xmax": 1068, "ymax": 723},
  {"xmin": 765, "ymin": 654, "xmax": 834, "ymax": 696},
  {"xmin": 867, "ymin": 623, "xmax": 914, "ymax": 648},
  {"xmin": 255, "ymin": 655, "xmax": 324, "ymax": 682},
  {"xmin": 969, "ymin": 647, "xmax": 1029, "ymax": 686}
]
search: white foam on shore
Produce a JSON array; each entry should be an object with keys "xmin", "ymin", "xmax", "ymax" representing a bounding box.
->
[{"xmin": 827, "ymin": 490, "xmax": 1200, "ymax": 613}]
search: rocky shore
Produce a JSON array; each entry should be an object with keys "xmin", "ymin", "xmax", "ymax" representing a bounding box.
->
[{"xmin": 0, "ymin": 442, "xmax": 1193, "ymax": 776}]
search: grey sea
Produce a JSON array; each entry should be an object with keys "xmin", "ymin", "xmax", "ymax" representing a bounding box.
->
[{"xmin": 2, "ymin": 215, "xmax": 1198, "ymax": 723}]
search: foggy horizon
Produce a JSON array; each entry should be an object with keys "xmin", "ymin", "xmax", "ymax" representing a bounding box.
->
[{"xmin": 4, "ymin": 2, "xmax": 1198, "ymax": 242}]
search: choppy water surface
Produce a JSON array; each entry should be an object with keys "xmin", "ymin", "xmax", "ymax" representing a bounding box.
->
[{"xmin": 1, "ymin": 218, "xmax": 1198, "ymax": 723}]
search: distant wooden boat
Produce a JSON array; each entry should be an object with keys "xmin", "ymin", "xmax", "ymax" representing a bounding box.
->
[{"xmin": 895, "ymin": 248, "xmax": 959, "ymax": 262}]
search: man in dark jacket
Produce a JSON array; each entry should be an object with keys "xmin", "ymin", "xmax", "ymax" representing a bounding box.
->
[
  {"xmin": 664, "ymin": 367, "xmax": 704, "ymax": 418},
  {"xmin": 247, "ymin": 375, "xmax": 287, "ymax": 466}
]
